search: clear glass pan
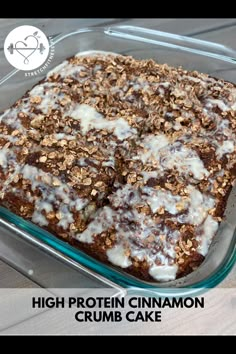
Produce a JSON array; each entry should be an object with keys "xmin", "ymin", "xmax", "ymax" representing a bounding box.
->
[{"xmin": 0, "ymin": 25, "xmax": 235, "ymax": 291}]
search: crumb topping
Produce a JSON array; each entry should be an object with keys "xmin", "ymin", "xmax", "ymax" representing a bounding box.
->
[{"xmin": 0, "ymin": 52, "xmax": 235, "ymax": 282}]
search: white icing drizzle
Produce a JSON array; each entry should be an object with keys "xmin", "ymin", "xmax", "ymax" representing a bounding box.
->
[
  {"xmin": 68, "ymin": 103, "xmax": 137, "ymax": 140},
  {"xmin": 32, "ymin": 210, "xmax": 48, "ymax": 226},
  {"xmin": 77, "ymin": 206, "xmax": 115, "ymax": 243},
  {"xmin": 210, "ymin": 119, "xmax": 236, "ymax": 157},
  {"xmin": 141, "ymin": 170, "xmax": 158, "ymax": 182},
  {"xmin": 0, "ymin": 148, "xmax": 20, "ymax": 172},
  {"xmin": 138, "ymin": 134, "xmax": 209, "ymax": 181},
  {"xmin": 47, "ymin": 50, "xmax": 117, "ymax": 79},
  {"xmin": 232, "ymin": 102, "xmax": 236, "ymax": 110},
  {"xmin": 0, "ymin": 109, "xmax": 11, "ymax": 122},
  {"xmin": 0, "ymin": 148, "xmax": 9, "ymax": 168},
  {"xmin": 75, "ymin": 198, "xmax": 88, "ymax": 211},
  {"xmin": 216, "ymin": 140, "xmax": 235, "ymax": 158},
  {"xmin": 149, "ymin": 264, "xmax": 178, "ymax": 282},
  {"xmin": 75, "ymin": 50, "xmax": 117, "ymax": 58},
  {"xmin": 47, "ymin": 61, "xmax": 87, "ymax": 80},
  {"xmin": 53, "ymin": 133, "xmax": 76, "ymax": 141},
  {"xmin": 0, "ymin": 133, "xmax": 18, "ymax": 143},
  {"xmin": 20, "ymin": 164, "xmax": 88, "ymax": 229},
  {"xmin": 102, "ymin": 160, "xmax": 115, "ymax": 168},
  {"xmin": 197, "ymin": 215, "xmax": 219, "ymax": 256},
  {"xmin": 50, "ymin": 64, "xmax": 86, "ymax": 80},
  {"xmin": 107, "ymin": 245, "xmax": 132, "ymax": 268},
  {"xmin": 206, "ymin": 98, "xmax": 230, "ymax": 112},
  {"xmin": 168, "ymin": 145, "xmax": 209, "ymax": 181},
  {"xmin": 142, "ymin": 186, "xmax": 185, "ymax": 215},
  {"xmin": 30, "ymin": 83, "xmax": 64, "ymax": 114},
  {"xmin": 178, "ymin": 186, "xmax": 215, "ymax": 226},
  {"xmin": 183, "ymin": 75, "xmax": 207, "ymax": 87},
  {"xmin": 108, "ymin": 184, "xmax": 140, "ymax": 208},
  {"xmin": 0, "ymin": 108, "xmax": 25, "ymax": 130},
  {"xmin": 138, "ymin": 135, "xmax": 169, "ymax": 163},
  {"xmin": 57, "ymin": 205, "xmax": 74, "ymax": 229},
  {"xmin": 131, "ymin": 80, "xmax": 170, "ymax": 97}
]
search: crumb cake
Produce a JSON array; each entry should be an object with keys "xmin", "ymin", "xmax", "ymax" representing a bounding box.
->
[{"xmin": 0, "ymin": 52, "xmax": 236, "ymax": 282}]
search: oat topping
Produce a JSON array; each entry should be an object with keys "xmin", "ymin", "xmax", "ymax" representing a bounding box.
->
[{"xmin": 0, "ymin": 52, "xmax": 235, "ymax": 282}]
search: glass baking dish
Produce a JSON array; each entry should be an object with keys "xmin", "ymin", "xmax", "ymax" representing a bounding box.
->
[{"xmin": 0, "ymin": 25, "xmax": 235, "ymax": 292}]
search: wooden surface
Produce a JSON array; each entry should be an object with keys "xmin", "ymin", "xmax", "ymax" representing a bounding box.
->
[{"xmin": 0, "ymin": 18, "xmax": 235, "ymax": 334}]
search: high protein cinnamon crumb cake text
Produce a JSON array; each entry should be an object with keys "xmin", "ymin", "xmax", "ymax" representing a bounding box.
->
[{"xmin": 0, "ymin": 53, "xmax": 236, "ymax": 281}]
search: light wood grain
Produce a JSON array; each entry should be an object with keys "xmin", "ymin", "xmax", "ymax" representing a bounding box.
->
[
  {"xmin": 1, "ymin": 19, "xmax": 236, "ymax": 78},
  {"xmin": 0, "ymin": 18, "xmax": 123, "ymax": 43},
  {"xmin": 195, "ymin": 25, "xmax": 236, "ymax": 49},
  {"xmin": 0, "ymin": 260, "xmax": 39, "ymax": 288},
  {"xmin": 220, "ymin": 264, "xmax": 236, "ymax": 288},
  {"xmin": 1, "ymin": 18, "xmax": 235, "ymax": 46},
  {"xmin": 115, "ymin": 18, "xmax": 236, "ymax": 36}
]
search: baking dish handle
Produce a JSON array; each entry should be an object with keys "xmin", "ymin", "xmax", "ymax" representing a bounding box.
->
[{"xmin": 105, "ymin": 25, "xmax": 236, "ymax": 61}]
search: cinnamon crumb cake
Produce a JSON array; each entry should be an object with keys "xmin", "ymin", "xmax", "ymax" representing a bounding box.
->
[{"xmin": 0, "ymin": 52, "xmax": 235, "ymax": 281}]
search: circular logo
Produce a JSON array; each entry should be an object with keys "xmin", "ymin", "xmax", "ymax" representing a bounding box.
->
[{"xmin": 4, "ymin": 25, "xmax": 50, "ymax": 71}]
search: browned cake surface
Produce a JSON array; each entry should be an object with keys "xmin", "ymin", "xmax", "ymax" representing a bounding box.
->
[{"xmin": 0, "ymin": 53, "xmax": 236, "ymax": 282}]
